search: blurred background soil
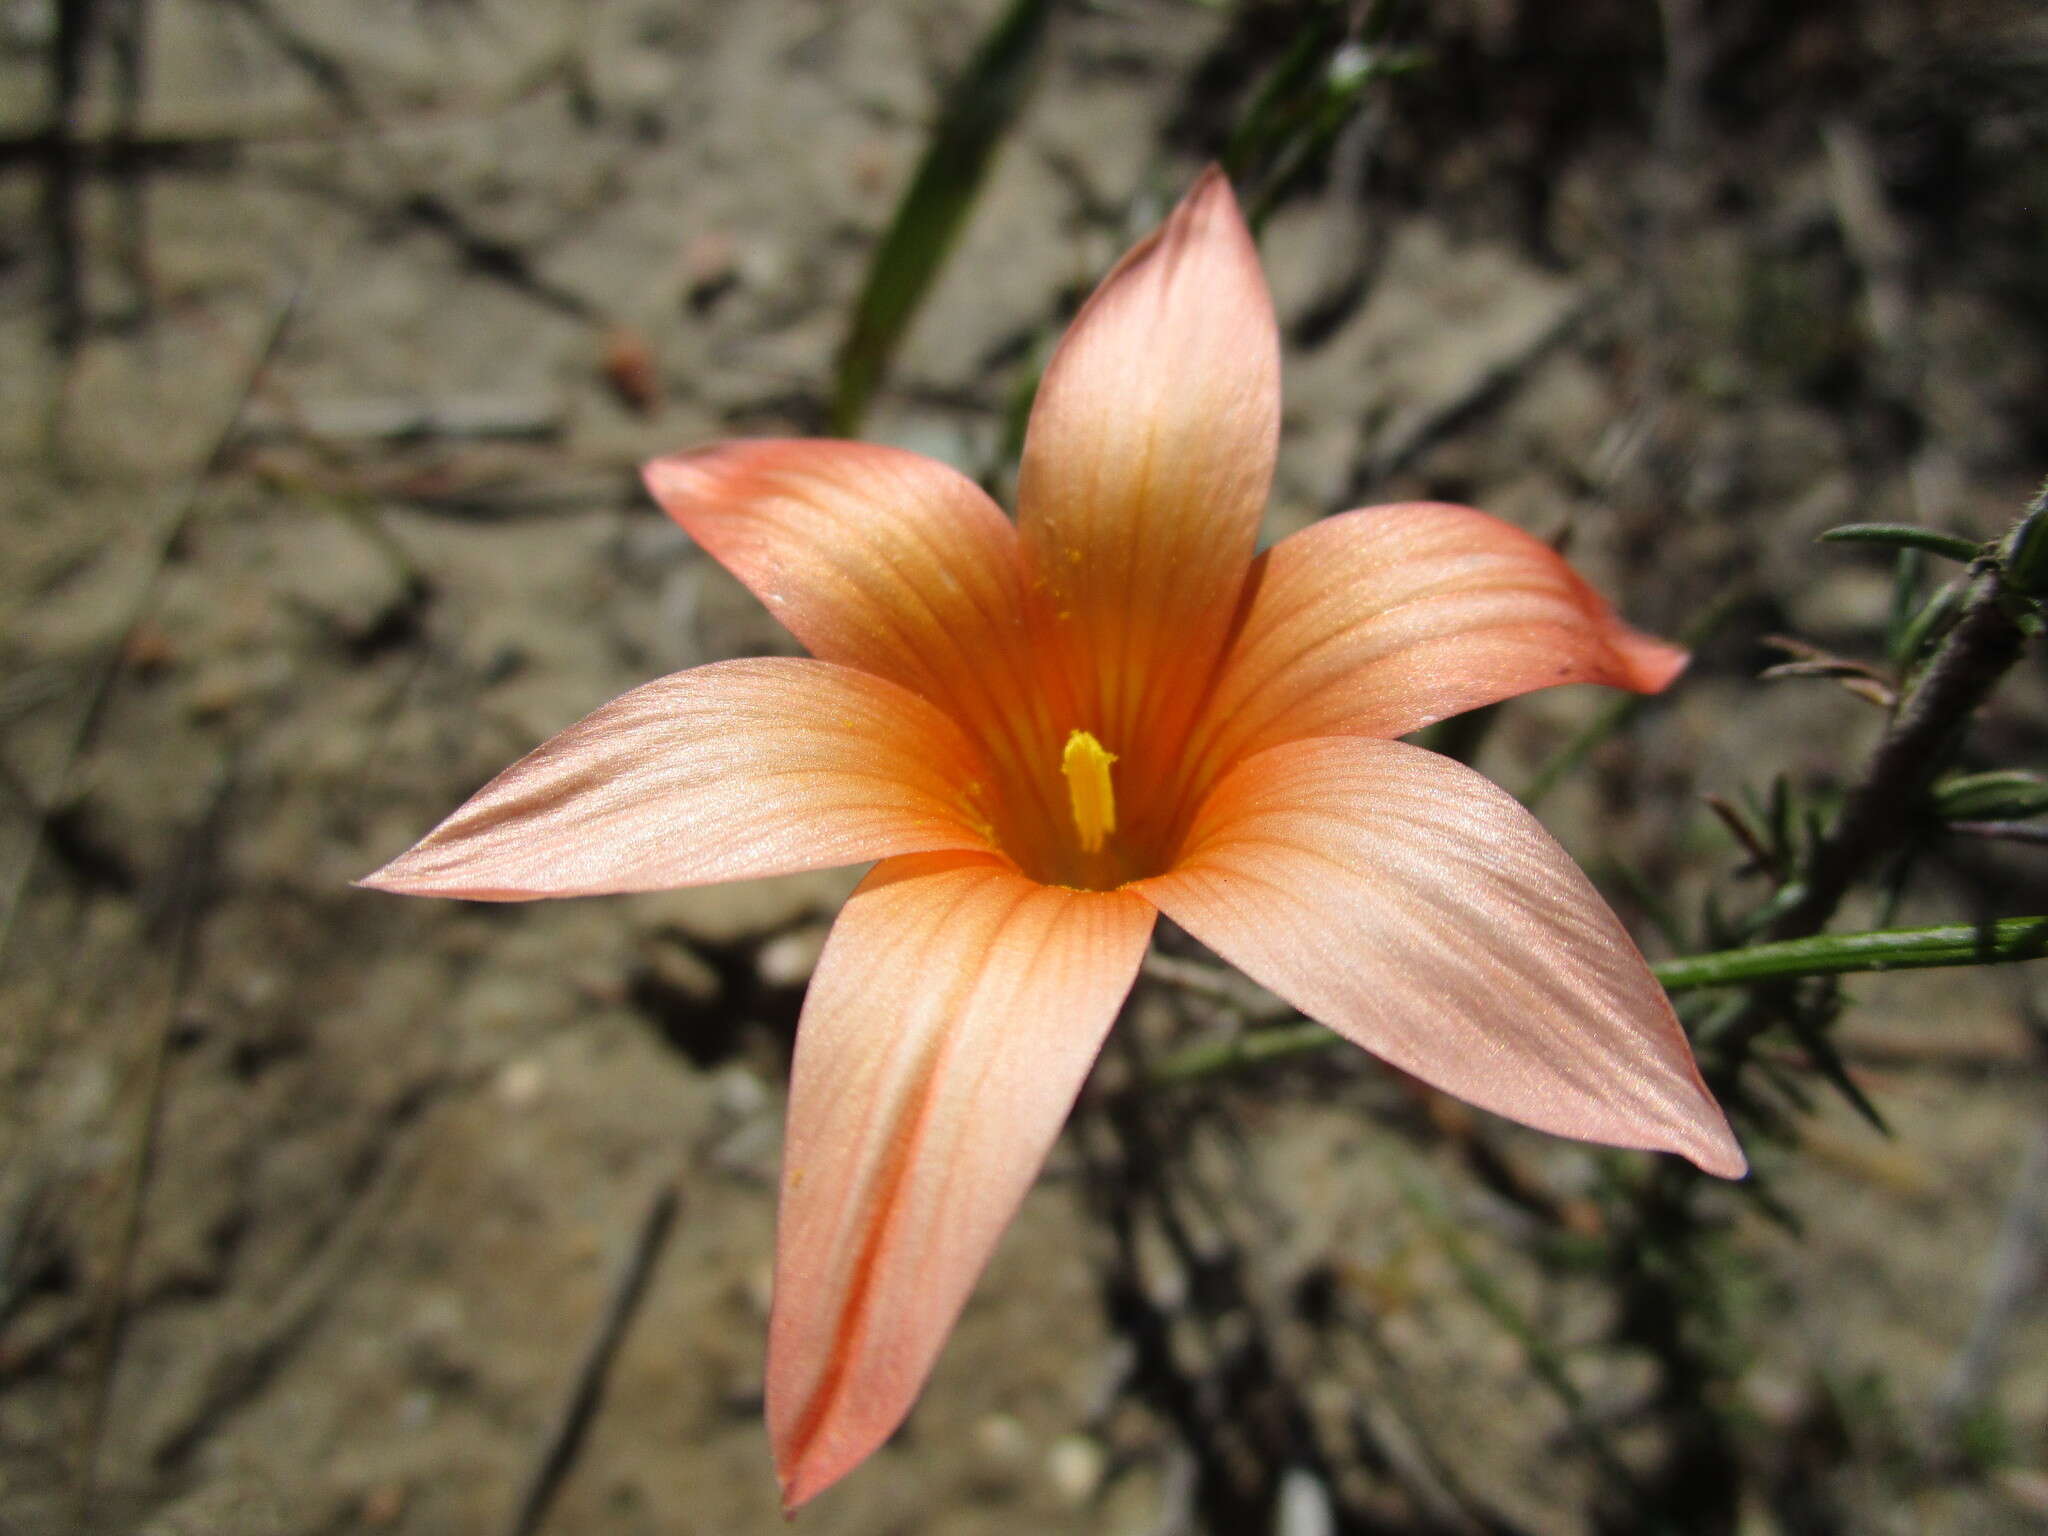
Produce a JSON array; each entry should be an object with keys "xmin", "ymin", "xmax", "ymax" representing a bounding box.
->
[{"xmin": 3, "ymin": 1, "xmax": 2047, "ymax": 1532}]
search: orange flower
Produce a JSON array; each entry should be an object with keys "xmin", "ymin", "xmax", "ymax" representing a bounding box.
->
[{"xmin": 364, "ymin": 168, "xmax": 1743, "ymax": 1509}]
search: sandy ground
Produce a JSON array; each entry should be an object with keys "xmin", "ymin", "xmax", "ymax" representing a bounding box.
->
[{"xmin": 3, "ymin": 1, "xmax": 2048, "ymax": 1532}]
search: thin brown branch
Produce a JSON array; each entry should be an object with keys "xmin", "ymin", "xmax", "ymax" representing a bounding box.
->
[
  {"xmin": 1768, "ymin": 563, "xmax": 2030, "ymax": 943},
  {"xmin": 1946, "ymin": 820, "xmax": 2048, "ymax": 847},
  {"xmin": 1702, "ymin": 793, "xmax": 1781, "ymax": 880}
]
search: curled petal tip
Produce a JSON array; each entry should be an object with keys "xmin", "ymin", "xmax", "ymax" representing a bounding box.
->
[
  {"xmin": 773, "ymin": 1434, "xmax": 838, "ymax": 1515},
  {"xmin": 1686, "ymin": 1124, "xmax": 1748, "ymax": 1180},
  {"xmin": 353, "ymin": 850, "xmax": 435, "ymax": 897},
  {"xmin": 1183, "ymin": 160, "xmax": 1241, "ymax": 216},
  {"xmin": 1618, "ymin": 631, "xmax": 1689, "ymax": 694},
  {"xmin": 640, "ymin": 440, "xmax": 734, "ymax": 502},
  {"xmin": 1193, "ymin": 503, "xmax": 1696, "ymax": 752},
  {"xmin": 350, "ymin": 845, "xmax": 528, "ymax": 903},
  {"xmin": 777, "ymin": 1457, "xmax": 840, "ymax": 1517}
]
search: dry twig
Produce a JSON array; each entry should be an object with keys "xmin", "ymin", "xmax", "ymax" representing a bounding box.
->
[
  {"xmin": 1, "ymin": 283, "xmax": 301, "ymax": 976},
  {"xmin": 504, "ymin": 1183, "xmax": 680, "ymax": 1536}
]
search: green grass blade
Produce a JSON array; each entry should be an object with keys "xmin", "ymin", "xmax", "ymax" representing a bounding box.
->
[
  {"xmin": 829, "ymin": 0, "xmax": 1053, "ymax": 435},
  {"xmin": 1149, "ymin": 1020, "xmax": 1331, "ymax": 1083},
  {"xmin": 1221, "ymin": 11, "xmax": 1344, "ymax": 178}
]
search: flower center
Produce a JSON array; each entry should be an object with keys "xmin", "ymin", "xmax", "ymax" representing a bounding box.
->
[{"xmin": 1060, "ymin": 729, "xmax": 1117, "ymax": 855}]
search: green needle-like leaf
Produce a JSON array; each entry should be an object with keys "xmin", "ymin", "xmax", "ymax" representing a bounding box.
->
[
  {"xmin": 1933, "ymin": 769, "xmax": 2048, "ymax": 822},
  {"xmin": 1819, "ymin": 523, "xmax": 1984, "ymax": 563},
  {"xmin": 1892, "ymin": 575, "xmax": 1966, "ymax": 668},
  {"xmin": 2001, "ymin": 475, "xmax": 2048, "ymax": 596}
]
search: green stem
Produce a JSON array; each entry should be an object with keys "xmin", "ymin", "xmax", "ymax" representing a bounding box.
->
[
  {"xmin": 1151, "ymin": 1020, "xmax": 1331, "ymax": 1083},
  {"xmin": 1150, "ymin": 918, "xmax": 2048, "ymax": 1083},
  {"xmin": 1655, "ymin": 915, "xmax": 2046, "ymax": 990}
]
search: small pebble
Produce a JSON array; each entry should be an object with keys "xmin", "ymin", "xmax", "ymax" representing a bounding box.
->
[
  {"xmin": 1134, "ymin": 1224, "xmax": 1188, "ymax": 1313},
  {"xmin": 495, "ymin": 1058, "xmax": 546, "ymax": 1108},
  {"xmin": 711, "ymin": 1118, "xmax": 782, "ymax": 1183},
  {"xmin": 236, "ymin": 970, "xmax": 282, "ymax": 1009},
  {"xmin": 757, "ymin": 925, "xmax": 828, "ymax": 989},
  {"xmin": 1742, "ymin": 1370, "xmax": 1808, "ymax": 1427},
  {"xmin": 849, "ymin": 140, "xmax": 893, "ymax": 197},
  {"xmin": 1046, "ymin": 1433, "xmax": 1106, "ymax": 1506},
  {"xmin": 361, "ymin": 1482, "xmax": 407, "ymax": 1527},
  {"xmin": 737, "ymin": 236, "xmax": 791, "ymax": 294},
  {"xmin": 1996, "ymin": 1467, "xmax": 2048, "ymax": 1517},
  {"xmin": 121, "ymin": 620, "xmax": 177, "ymax": 672},
  {"xmin": 642, "ymin": 935, "xmax": 721, "ymax": 1004},
  {"xmin": 713, "ymin": 1063, "xmax": 770, "ymax": 1119},
  {"xmin": 187, "ymin": 666, "xmax": 253, "ymax": 719},
  {"xmin": 973, "ymin": 1411, "xmax": 1032, "ymax": 1479},
  {"xmin": 601, "ymin": 327, "xmax": 661, "ymax": 414},
  {"xmin": 1274, "ymin": 1466, "xmax": 1334, "ymax": 1536},
  {"xmin": 742, "ymin": 1260, "xmax": 775, "ymax": 1319},
  {"xmin": 682, "ymin": 229, "xmax": 737, "ymax": 288}
]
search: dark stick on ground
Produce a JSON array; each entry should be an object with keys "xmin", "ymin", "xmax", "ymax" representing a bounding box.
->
[
  {"xmin": 396, "ymin": 191, "xmax": 600, "ymax": 322},
  {"xmin": 147, "ymin": 1072, "xmax": 462, "ymax": 1474},
  {"xmin": 0, "ymin": 283, "xmax": 300, "ymax": 976},
  {"xmin": 504, "ymin": 1182, "xmax": 680, "ymax": 1536},
  {"xmin": 0, "ymin": 127, "xmax": 241, "ymax": 173},
  {"xmin": 107, "ymin": 0, "xmax": 153, "ymax": 326},
  {"xmin": 213, "ymin": 0, "xmax": 369, "ymax": 119},
  {"xmin": 70, "ymin": 761, "xmax": 235, "ymax": 1534},
  {"xmin": 1932, "ymin": 1100, "xmax": 2048, "ymax": 1442},
  {"xmin": 207, "ymin": 0, "xmax": 600, "ymax": 322},
  {"xmin": 44, "ymin": 0, "xmax": 97, "ymax": 347}
]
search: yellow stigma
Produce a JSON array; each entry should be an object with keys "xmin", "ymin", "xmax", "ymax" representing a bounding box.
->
[{"xmin": 1061, "ymin": 730, "xmax": 1118, "ymax": 854}]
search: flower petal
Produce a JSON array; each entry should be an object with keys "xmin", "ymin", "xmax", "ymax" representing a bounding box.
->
[
  {"xmin": 1016, "ymin": 167, "xmax": 1280, "ymax": 767},
  {"xmin": 768, "ymin": 851, "xmax": 1155, "ymax": 1509},
  {"xmin": 1136, "ymin": 737, "xmax": 1743, "ymax": 1176},
  {"xmin": 1190, "ymin": 503, "xmax": 1686, "ymax": 773},
  {"xmin": 360, "ymin": 659, "xmax": 997, "ymax": 900},
  {"xmin": 643, "ymin": 440, "xmax": 1041, "ymax": 744}
]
